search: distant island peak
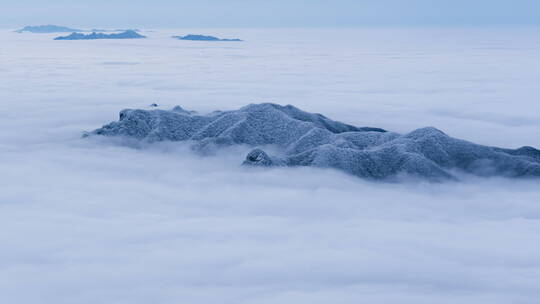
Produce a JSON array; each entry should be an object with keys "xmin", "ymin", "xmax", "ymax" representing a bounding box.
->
[
  {"xmin": 172, "ymin": 34, "xmax": 242, "ymax": 42},
  {"xmin": 16, "ymin": 25, "xmax": 83, "ymax": 33},
  {"xmin": 54, "ymin": 30, "xmax": 146, "ymax": 40},
  {"xmin": 17, "ymin": 25, "xmax": 142, "ymax": 34}
]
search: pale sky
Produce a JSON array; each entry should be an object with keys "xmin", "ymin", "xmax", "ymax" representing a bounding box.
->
[{"xmin": 2, "ymin": 0, "xmax": 540, "ymax": 28}]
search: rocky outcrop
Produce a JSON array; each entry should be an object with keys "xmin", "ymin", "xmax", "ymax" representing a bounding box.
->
[{"xmin": 90, "ymin": 103, "xmax": 540, "ymax": 181}]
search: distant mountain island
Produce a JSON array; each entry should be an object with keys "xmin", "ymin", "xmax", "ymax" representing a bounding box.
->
[
  {"xmin": 16, "ymin": 25, "xmax": 83, "ymax": 33},
  {"xmin": 173, "ymin": 34, "xmax": 242, "ymax": 42},
  {"xmin": 16, "ymin": 25, "xmax": 141, "ymax": 34},
  {"xmin": 55, "ymin": 30, "xmax": 146, "ymax": 40}
]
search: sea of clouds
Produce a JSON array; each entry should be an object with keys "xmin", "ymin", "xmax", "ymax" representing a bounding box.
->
[{"xmin": 1, "ymin": 27, "xmax": 540, "ymax": 303}]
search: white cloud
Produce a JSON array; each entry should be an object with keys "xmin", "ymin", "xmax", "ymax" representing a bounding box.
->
[{"xmin": 1, "ymin": 27, "xmax": 540, "ymax": 303}]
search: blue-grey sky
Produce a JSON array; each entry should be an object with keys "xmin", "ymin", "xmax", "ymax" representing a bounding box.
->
[{"xmin": 2, "ymin": 0, "xmax": 540, "ymax": 28}]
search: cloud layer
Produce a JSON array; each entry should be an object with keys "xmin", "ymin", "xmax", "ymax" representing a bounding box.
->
[{"xmin": 1, "ymin": 28, "xmax": 540, "ymax": 303}]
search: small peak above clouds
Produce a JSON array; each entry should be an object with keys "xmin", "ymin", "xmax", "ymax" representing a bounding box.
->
[
  {"xmin": 172, "ymin": 34, "xmax": 242, "ymax": 42},
  {"xmin": 54, "ymin": 30, "xmax": 146, "ymax": 40},
  {"xmin": 16, "ymin": 24, "xmax": 83, "ymax": 33}
]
